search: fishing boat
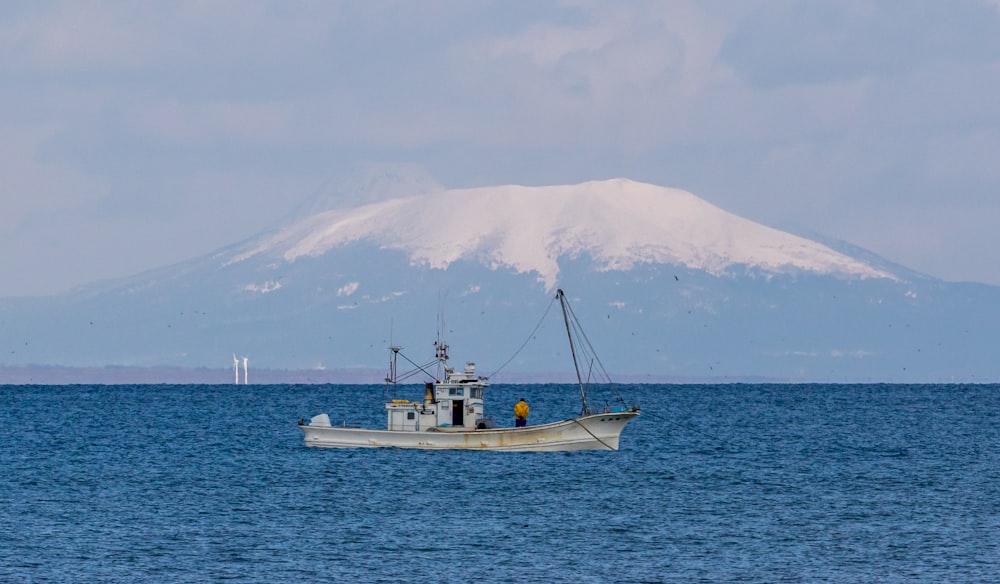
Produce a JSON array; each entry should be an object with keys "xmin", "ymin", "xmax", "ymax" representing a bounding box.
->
[{"xmin": 298, "ymin": 290, "xmax": 639, "ymax": 451}]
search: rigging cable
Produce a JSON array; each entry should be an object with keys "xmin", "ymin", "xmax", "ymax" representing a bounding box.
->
[
  {"xmin": 487, "ymin": 295, "xmax": 558, "ymax": 379},
  {"xmin": 394, "ymin": 352, "xmax": 443, "ymax": 383},
  {"xmin": 570, "ymin": 419, "xmax": 616, "ymax": 450},
  {"xmin": 560, "ymin": 293, "xmax": 628, "ymax": 405}
]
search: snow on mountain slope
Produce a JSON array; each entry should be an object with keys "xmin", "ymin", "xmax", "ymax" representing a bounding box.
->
[{"xmin": 229, "ymin": 178, "xmax": 894, "ymax": 290}]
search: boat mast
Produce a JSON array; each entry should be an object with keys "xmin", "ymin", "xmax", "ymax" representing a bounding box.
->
[
  {"xmin": 386, "ymin": 346, "xmax": 400, "ymax": 399},
  {"xmin": 557, "ymin": 289, "xmax": 590, "ymax": 416}
]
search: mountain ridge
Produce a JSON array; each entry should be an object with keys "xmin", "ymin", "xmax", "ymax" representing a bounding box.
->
[{"xmin": 2, "ymin": 173, "xmax": 999, "ymax": 382}]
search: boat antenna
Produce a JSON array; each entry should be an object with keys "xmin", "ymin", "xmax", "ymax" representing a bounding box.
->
[
  {"xmin": 436, "ymin": 291, "xmax": 447, "ymax": 379},
  {"xmin": 385, "ymin": 317, "xmax": 397, "ymax": 400},
  {"xmin": 386, "ymin": 346, "xmax": 400, "ymax": 399},
  {"xmin": 557, "ymin": 289, "xmax": 590, "ymax": 415}
]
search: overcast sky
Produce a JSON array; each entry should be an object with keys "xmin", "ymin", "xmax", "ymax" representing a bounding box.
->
[{"xmin": 3, "ymin": 0, "xmax": 1000, "ymax": 297}]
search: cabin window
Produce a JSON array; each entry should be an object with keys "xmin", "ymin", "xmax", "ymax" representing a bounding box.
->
[
  {"xmin": 449, "ymin": 388, "xmax": 463, "ymax": 396},
  {"xmin": 471, "ymin": 388, "xmax": 483, "ymax": 399},
  {"xmin": 407, "ymin": 412, "xmax": 415, "ymax": 420}
]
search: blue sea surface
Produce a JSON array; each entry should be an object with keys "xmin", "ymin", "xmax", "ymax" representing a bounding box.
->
[{"xmin": 1, "ymin": 383, "xmax": 998, "ymax": 583}]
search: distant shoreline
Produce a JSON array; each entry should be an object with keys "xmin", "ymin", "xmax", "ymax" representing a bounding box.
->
[
  {"xmin": 0, "ymin": 365, "xmax": 387, "ymax": 385},
  {"xmin": 0, "ymin": 365, "xmax": 793, "ymax": 385}
]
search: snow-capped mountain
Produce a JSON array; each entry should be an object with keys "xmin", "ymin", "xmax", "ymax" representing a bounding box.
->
[
  {"xmin": 2, "ymin": 174, "xmax": 999, "ymax": 383},
  {"xmin": 232, "ymin": 178, "xmax": 892, "ymax": 291}
]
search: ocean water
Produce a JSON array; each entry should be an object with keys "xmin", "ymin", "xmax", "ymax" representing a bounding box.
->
[{"xmin": 1, "ymin": 383, "xmax": 998, "ymax": 583}]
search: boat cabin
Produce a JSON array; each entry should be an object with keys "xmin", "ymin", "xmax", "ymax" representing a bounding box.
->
[{"xmin": 385, "ymin": 361, "xmax": 488, "ymax": 432}]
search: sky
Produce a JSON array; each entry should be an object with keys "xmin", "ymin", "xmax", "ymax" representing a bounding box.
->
[{"xmin": 2, "ymin": 0, "xmax": 1000, "ymax": 297}]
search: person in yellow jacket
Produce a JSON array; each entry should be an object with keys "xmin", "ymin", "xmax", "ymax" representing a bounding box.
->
[{"xmin": 514, "ymin": 397, "xmax": 529, "ymax": 427}]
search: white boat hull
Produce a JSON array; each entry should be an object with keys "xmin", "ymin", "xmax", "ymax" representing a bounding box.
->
[{"xmin": 300, "ymin": 411, "xmax": 639, "ymax": 451}]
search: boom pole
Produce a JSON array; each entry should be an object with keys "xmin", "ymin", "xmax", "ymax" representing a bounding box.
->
[{"xmin": 557, "ymin": 289, "xmax": 590, "ymax": 415}]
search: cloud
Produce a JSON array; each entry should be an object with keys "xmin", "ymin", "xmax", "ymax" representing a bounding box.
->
[
  {"xmin": 2, "ymin": 0, "xmax": 1000, "ymax": 296},
  {"xmin": 0, "ymin": 125, "xmax": 108, "ymax": 231},
  {"xmin": 126, "ymin": 99, "xmax": 305, "ymax": 147},
  {"xmin": 450, "ymin": 1, "xmax": 731, "ymax": 149},
  {"xmin": 244, "ymin": 280, "xmax": 282, "ymax": 294},
  {"xmin": 337, "ymin": 282, "xmax": 359, "ymax": 297},
  {"xmin": 0, "ymin": 2, "xmax": 336, "ymax": 72},
  {"xmin": 719, "ymin": 0, "xmax": 1000, "ymax": 88}
]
